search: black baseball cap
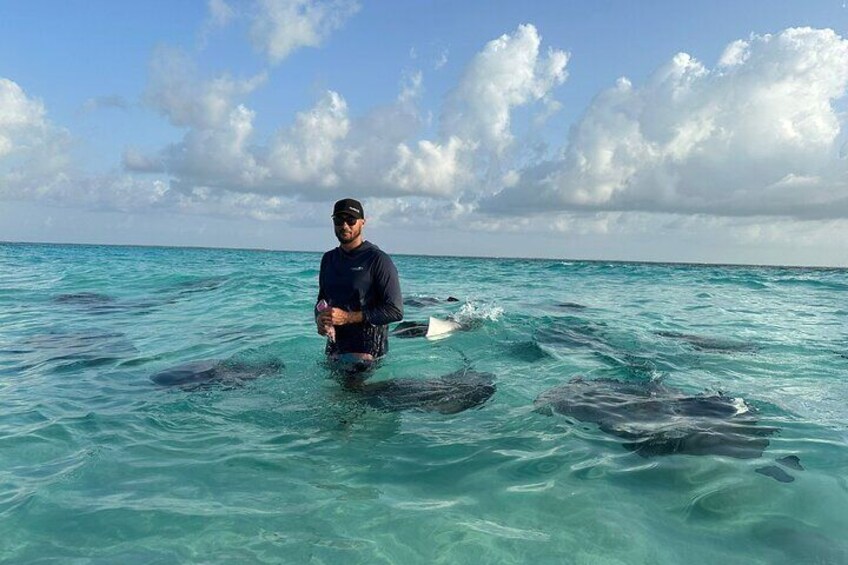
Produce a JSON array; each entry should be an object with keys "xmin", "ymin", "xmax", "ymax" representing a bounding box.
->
[{"xmin": 332, "ymin": 198, "xmax": 364, "ymax": 219}]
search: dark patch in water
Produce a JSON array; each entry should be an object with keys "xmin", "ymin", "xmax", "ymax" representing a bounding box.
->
[
  {"xmin": 118, "ymin": 355, "xmax": 165, "ymax": 368},
  {"xmin": 53, "ymin": 292, "xmax": 133, "ymax": 315},
  {"xmin": 656, "ymin": 331, "xmax": 759, "ymax": 353},
  {"xmin": 554, "ymin": 302, "xmax": 587, "ymax": 310},
  {"xmin": 755, "ymin": 465, "xmax": 794, "ymax": 483},
  {"xmin": 9, "ymin": 329, "xmax": 137, "ymax": 371},
  {"xmin": 355, "ymin": 369, "xmax": 496, "ymax": 414},
  {"xmin": 535, "ymin": 319, "xmax": 609, "ymax": 351},
  {"xmin": 776, "ymin": 455, "xmax": 804, "ymax": 471},
  {"xmin": 535, "ymin": 377, "xmax": 780, "ymax": 465},
  {"xmin": 535, "ymin": 316, "xmax": 685, "ymax": 379},
  {"xmin": 54, "ymin": 292, "xmax": 115, "ymax": 305},
  {"xmin": 52, "ymin": 292, "xmax": 161, "ymax": 316},
  {"xmin": 54, "ymin": 280, "xmax": 230, "ymax": 317},
  {"xmin": 403, "ymin": 296, "xmax": 460, "ymax": 308},
  {"xmin": 172, "ymin": 276, "xmax": 228, "ymax": 294},
  {"xmin": 506, "ymin": 341, "xmax": 551, "ymax": 363},
  {"xmin": 150, "ymin": 352, "xmax": 284, "ymax": 390},
  {"xmin": 151, "ymin": 360, "xmax": 220, "ymax": 386}
]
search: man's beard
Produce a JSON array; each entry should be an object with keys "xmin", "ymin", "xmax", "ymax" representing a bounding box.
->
[{"xmin": 335, "ymin": 226, "xmax": 360, "ymax": 243}]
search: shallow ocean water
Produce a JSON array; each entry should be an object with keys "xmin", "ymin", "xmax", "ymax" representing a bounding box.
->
[{"xmin": 1, "ymin": 242, "xmax": 847, "ymax": 563}]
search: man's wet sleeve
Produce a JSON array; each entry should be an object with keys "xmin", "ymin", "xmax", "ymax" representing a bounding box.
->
[{"xmin": 363, "ymin": 253, "xmax": 403, "ymax": 326}]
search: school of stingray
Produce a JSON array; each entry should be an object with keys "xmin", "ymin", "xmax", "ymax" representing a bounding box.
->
[{"xmin": 139, "ymin": 293, "xmax": 808, "ymax": 484}]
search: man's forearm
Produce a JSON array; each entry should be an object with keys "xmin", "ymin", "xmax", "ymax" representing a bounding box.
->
[{"xmin": 362, "ymin": 303, "xmax": 403, "ymax": 325}]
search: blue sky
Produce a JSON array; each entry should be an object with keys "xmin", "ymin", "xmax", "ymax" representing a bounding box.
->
[{"xmin": 2, "ymin": 1, "xmax": 848, "ymax": 266}]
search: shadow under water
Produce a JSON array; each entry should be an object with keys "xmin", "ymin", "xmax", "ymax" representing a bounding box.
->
[
  {"xmin": 656, "ymin": 331, "xmax": 759, "ymax": 353},
  {"xmin": 353, "ymin": 368, "xmax": 497, "ymax": 414},
  {"xmin": 534, "ymin": 376, "xmax": 802, "ymax": 482},
  {"xmin": 2, "ymin": 328, "xmax": 138, "ymax": 373},
  {"xmin": 150, "ymin": 350, "xmax": 284, "ymax": 391}
]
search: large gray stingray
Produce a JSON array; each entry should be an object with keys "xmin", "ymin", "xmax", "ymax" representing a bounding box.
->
[
  {"xmin": 656, "ymin": 331, "xmax": 759, "ymax": 353},
  {"xmin": 53, "ymin": 291, "xmax": 165, "ymax": 315},
  {"xmin": 150, "ymin": 357, "xmax": 283, "ymax": 389},
  {"xmin": 53, "ymin": 292, "xmax": 116, "ymax": 306},
  {"xmin": 352, "ymin": 369, "xmax": 496, "ymax": 414},
  {"xmin": 535, "ymin": 377, "xmax": 779, "ymax": 460},
  {"xmin": 2, "ymin": 328, "xmax": 138, "ymax": 374}
]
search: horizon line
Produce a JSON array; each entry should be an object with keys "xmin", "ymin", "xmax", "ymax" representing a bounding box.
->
[{"xmin": 3, "ymin": 239, "xmax": 846, "ymax": 271}]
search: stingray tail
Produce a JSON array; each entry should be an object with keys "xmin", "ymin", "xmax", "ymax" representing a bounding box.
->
[{"xmin": 447, "ymin": 345, "xmax": 473, "ymax": 372}]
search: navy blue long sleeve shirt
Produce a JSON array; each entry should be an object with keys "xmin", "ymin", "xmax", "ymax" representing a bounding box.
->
[{"xmin": 316, "ymin": 241, "xmax": 403, "ymax": 357}]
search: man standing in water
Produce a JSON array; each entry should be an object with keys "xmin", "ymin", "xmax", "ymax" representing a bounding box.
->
[{"xmin": 315, "ymin": 198, "xmax": 403, "ymax": 365}]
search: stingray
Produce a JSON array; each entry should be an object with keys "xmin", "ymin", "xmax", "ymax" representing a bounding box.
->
[
  {"xmin": 166, "ymin": 276, "xmax": 228, "ymax": 296},
  {"xmin": 534, "ymin": 319, "xmax": 611, "ymax": 352},
  {"xmin": 403, "ymin": 296, "xmax": 460, "ymax": 308},
  {"xmin": 391, "ymin": 321, "xmax": 430, "ymax": 338},
  {"xmin": 534, "ymin": 377, "xmax": 802, "ymax": 481},
  {"xmin": 150, "ymin": 357, "xmax": 283, "ymax": 390},
  {"xmin": 554, "ymin": 302, "xmax": 588, "ymax": 310},
  {"xmin": 53, "ymin": 292, "xmax": 130, "ymax": 315},
  {"xmin": 3, "ymin": 328, "xmax": 138, "ymax": 373},
  {"xmin": 52, "ymin": 292, "xmax": 161, "ymax": 315},
  {"xmin": 53, "ymin": 292, "xmax": 115, "ymax": 306},
  {"xmin": 656, "ymin": 331, "xmax": 759, "ymax": 353},
  {"xmin": 391, "ymin": 317, "xmax": 465, "ymax": 339},
  {"xmin": 352, "ymin": 369, "xmax": 496, "ymax": 414}
]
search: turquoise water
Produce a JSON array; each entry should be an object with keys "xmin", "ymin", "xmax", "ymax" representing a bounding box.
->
[{"xmin": 1, "ymin": 242, "xmax": 847, "ymax": 563}]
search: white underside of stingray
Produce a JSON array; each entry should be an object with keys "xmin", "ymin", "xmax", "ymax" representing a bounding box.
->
[{"xmin": 425, "ymin": 316, "xmax": 462, "ymax": 339}]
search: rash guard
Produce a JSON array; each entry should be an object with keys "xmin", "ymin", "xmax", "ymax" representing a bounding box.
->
[{"xmin": 316, "ymin": 241, "xmax": 403, "ymax": 357}]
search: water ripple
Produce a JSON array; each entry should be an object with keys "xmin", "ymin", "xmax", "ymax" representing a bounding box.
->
[{"xmin": 1, "ymin": 244, "xmax": 847, "ymax": 562}]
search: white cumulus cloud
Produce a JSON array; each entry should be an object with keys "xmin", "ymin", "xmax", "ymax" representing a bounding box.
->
[
  {"xmin": 0, "ymin": 78, "xmax": 52, "ymax": 158},
  {"xmin": 484, "ymin": 27, "xmax": 848, "ymax": 219},
  {"xmin": 441, "ymin": 24, "xmax": 569, "ymax": 155},
  {"xmin": 268, "ymin": 90, "xmax": 350, "ymax": 188},
  {"xmin": 386, "ymin": 136, "xmax": 473, "ymax": 196},
  {"xmin": 0, "ymin": 77, "xmax": 71, "ymax": 200},
  {"xmin": 144, "ymin": 47, "xmax": 267, "ymax": 129},
  {"xmin": 124, "ymin": 24, "xmax": 570, "ymax": 204},
  {"xmin": 359, "ymin": 24, "xmax": 568, "ymax": 197},
  {"xmin": 198, "ymin": 0, "xmax": 237, "ymax": 47},
  {"xmin": 129, "ymin": 47, "xmax": 269, "ymax": 189},
  {"xmin": 250, "ymin": 0, "xmax": 359, "ymax": 64},
  {"xmin": 208, "ymin": 0, "xmax": 235, "ymax": 28}
]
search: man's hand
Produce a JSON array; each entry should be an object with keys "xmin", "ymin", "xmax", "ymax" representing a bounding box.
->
[{"xmin": 319, "ymin": 307, "xmax": 364, "ymax": 326}]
